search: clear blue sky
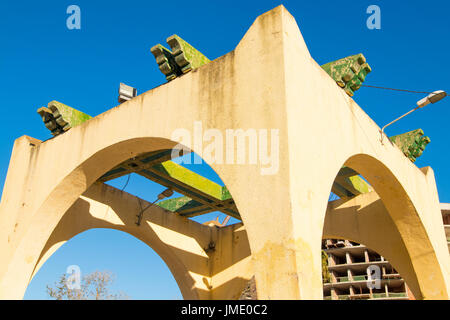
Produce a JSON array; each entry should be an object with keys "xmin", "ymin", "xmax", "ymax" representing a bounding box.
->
[{"xmin": 0, "ymin": 0, "xmax": 448, "ymax": 299}]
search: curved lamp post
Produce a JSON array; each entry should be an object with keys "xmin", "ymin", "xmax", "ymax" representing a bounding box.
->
[{"xmin": 380, "ymin": 90, "xmax": 447, "ymax": 143}]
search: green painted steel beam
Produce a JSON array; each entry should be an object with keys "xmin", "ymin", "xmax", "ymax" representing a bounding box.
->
[
  {"xmin": 331, "ymin": 128, "xmax": 430, "ymax": 197},
  {"xmin": 152, "ymin": 161, "xmax": 226, "ymax": 201},
  {"xmin": 99, "ymin": 149, "xmax": 239, "ymax": 218},
  {"xmin": 334, "ymin": 174, "xmax": 372, "ymax": 196},
  {"xmin": 157, "ymin": 196, "xmax": 198, "ymax": 212},
  {"xmin": 337, "ymin": 167, "xmax": 359, "ymax": 179},
  {"xmin": 333, "ymin": 128, "xmax": 430, "ymax": 196},
  {"xmin": 331, "ymin": 181, "xmax": 354, "ymax": 198},
  {"xmin": 139, "ymin": 164, "xmax": 240, "ymax": 219},
  {"xmin": 98, "ymin": 149, "xmax": 185, "ymax": 182},
  {"xmin": 156, "ymin": 196, "xmax": 218, "ymax": 217}
]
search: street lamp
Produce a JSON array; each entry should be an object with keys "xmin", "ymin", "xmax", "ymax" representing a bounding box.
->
[
  {"xmin": 135, "ymin": 188, "xmax": 174, "ymax": 226},
  {"xmin": 380, "ymin": 90, "xmax": 447, "ymax": 143}
]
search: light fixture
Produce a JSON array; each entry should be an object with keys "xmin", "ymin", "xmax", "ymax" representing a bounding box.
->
[
  {"xmin": 380, "ymin": 90, "xmax": 447, "ymax": 143},
  {"xmin": 416, "ymin": 90, "xmax": 447, "ymax": 108},
  {"xmin": 136, "ymin": 188, "xmax": 173, "ymax": 226},
  {"xmin": 118, "ymin": 83, "xmax": 137, "ymax": 104}
]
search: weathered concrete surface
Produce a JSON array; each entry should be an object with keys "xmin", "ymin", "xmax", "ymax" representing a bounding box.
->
[
  {"xmin": 26, "ymin": 182, "xmax": 252, "ymax": 300},
  {"xmin": 33, "ymin": 182, "xmax": 213, "ymax": 299},
  {"xmin": 0, "ymin": 5, "xmax": 449, "ymax": 299},
  {"xmin": 25, "ymin": 183, "xmax": 447, "ymax": 300}
]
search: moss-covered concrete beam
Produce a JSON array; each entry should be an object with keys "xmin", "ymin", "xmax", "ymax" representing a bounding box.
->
[
  {"xmin": 153, "ymin": 161, "xmax": 225, "ymax": 200},
  {"xmin": 320, "ymin": 54, "xmax": 372, "ymax": 97},
  {"xmin": 389, "ymin": 129, "xmax": 431, "ymax": 163},
  {"xmin": 334, "ymin": 174, "xmax": 373, "ymax": 196},
  {"xmin": 157, "ymin": 195, "xmax": 198, "ymax": 212},
  {"xmin": 331, "ymin": 181, "xmax": 355, "ymax": 198},
  {"xmin": 98, "ymin": 149, "xmax": 189, "ymax": 182},
  {"xmin": 156, "ymin": 196, "xmax": 218, "ymax": 217},
  {"xmin": 149, "ymin": 33, "xmax": 372, "ymax": 99},
  {"xmin": 140, "ymin": 162, "xmax": 240, "ymax": 219},
  {"xmin": 332, "ymin": 166, "xmax": 373, "ymax": 198},
  {"xmin": 151, "ymin": 35, "xmax": 210, "ymax": 81},
  {"xmin": 99, "ymin": 150, "xmax": 240, "ymax": 218},
  {"xmin": 100, "ymin": 149, "xmax": 373, "ymax": 216},
  {"xmin": 37, "ymin": 101, "xmax": 92, "ymax": 136}
]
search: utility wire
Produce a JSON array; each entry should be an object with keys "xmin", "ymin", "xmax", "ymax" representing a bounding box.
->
[
  {"xmin": 361, "ymin": 84, "xmax": 437, "ymax": 94},
  {"xmin": 136, "ymin": 198, "xmax": 160, "ymax": 226},
  {"xmin": 120, "ymin": 173, "xmax": 131, "ymax": 192},
  {"xmin": 135, "ymin": 188, "xmax": 173, "ymax": 226}
]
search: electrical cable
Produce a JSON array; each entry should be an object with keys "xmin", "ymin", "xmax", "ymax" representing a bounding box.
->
[
  {"xmin": 361, "ymin": 84, "xmax": 443, "ymax": 95},
  {"xmin": 120, "ymin": 173, "xmax": 131, "ymax": 192},
  {"xmin": 135, "ymin": 188, "xmax": 173, "ymax": 226}
]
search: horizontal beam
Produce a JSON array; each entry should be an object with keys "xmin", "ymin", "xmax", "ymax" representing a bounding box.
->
[
  {"xmin": 139, "ymin": 167, "xmax": 240, "ymax": 219},
  {"xmin": 98, "ymin": 149, "xmax": 187, "ymax": 182},
  {"xmin": 100, "ymin": 155, "xmax": 373, "ymax": 218}
]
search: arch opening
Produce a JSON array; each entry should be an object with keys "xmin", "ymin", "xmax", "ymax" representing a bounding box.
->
[
  {"xmin": 21, "ymin": 137, "xmax": 254, "ymax": 300},
  {"xmin": 25, "ymin": 228, "xmax": 183, "ymax": 300},
  {"xmin": 321, "ymin": 152, "xmax": 447, "ymax": 300},
  {"xmin": 321, "ymin": 237, "xmax": 413, "ymax": 300}
]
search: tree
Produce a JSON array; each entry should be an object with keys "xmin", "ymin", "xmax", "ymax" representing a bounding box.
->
[{"xmin": 46, "ymin": 270, "xmax": 129, "ymax": 300}]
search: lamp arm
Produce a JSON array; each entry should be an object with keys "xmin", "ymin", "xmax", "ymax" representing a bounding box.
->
[{"xmin": 380, "ymin": 106, "xmax": 420, "ymax": 143}]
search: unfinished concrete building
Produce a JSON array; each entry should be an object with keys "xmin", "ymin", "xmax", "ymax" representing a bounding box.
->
[
  {"xmin": 443, "ymin": 204, "xmax": 450, "ymax": 243},
  {"xmin": 323, "ymin": 204, "xmax": 450, "ymax": 300},
  {"xmin": 323, "ymin": 239, "xmax": 411, "ymax": 300}
]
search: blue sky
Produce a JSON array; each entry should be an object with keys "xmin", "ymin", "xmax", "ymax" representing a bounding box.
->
[{"xmin": 0, "ymin": 0, "xmax": 449, "ymax": 299}]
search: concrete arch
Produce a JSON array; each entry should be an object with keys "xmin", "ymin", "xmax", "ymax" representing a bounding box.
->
[
  {"xmin": 344, "ymin": 154, "xmax": 447, "ymax": 299},
  {"xmin": 323, "ymin": 191, "xmax": 422, "ymax": 299},
  {"xmin": 33, "ymin": 227, "xmax": 185, "ymax": 299},
  {"xmin": 321, "ymin": 153, "xmax": 449, "ymax": 299},
  {"xmin": 29, "ymin": 182, "xmax": 214, "ymax": 300},
  {"xmin": 0, "ymin": 135, "xmax": 249, "ymax": 300},
  {"xmin": 0, "ymin": 138, "xmax": 199, "ymax": 299}
]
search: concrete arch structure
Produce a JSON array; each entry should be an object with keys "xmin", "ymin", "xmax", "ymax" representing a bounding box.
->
[
  {"xmin": 31, "ymin": 182, "xmax": 253, "ymax": 300},
  {"xmin": 323, "ymin": 187, "xmax": 444, "ymax": 300},
  {"xmin": 0, "ymin": 5, "xmax": 449, "ymax": 299},
  {"xmin": 31, "ymin": 182, "xmax": 213, "ymax": 300}
]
